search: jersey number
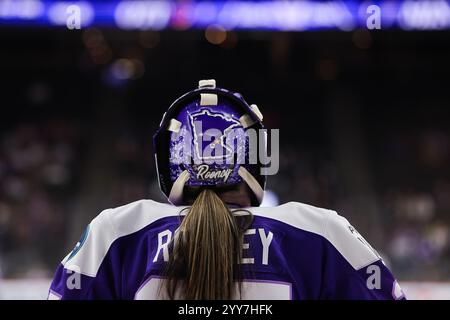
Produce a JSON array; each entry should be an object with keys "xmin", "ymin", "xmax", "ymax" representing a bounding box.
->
[{"xmin": 134, "ymin": 277, "xmax": 292, "ymax": 300}]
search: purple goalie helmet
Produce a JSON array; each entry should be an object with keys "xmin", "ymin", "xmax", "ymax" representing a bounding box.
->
[{"xmin": 153, "ymin": 79, "xmax": 266, "ymax": 206}]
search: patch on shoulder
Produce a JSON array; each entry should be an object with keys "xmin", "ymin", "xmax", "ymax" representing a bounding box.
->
[
  {"xmin": 67, "ymin": 224, "xmax": 90, "ymax": 261},
  {"xmin": 347, "ymin": 224, "xmax": 382, "ymax": 261}
]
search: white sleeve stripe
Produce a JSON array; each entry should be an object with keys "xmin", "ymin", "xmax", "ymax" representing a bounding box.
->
[{"xmin": 48, "ymin": 290, "xmax": 62, "ymax": 300}]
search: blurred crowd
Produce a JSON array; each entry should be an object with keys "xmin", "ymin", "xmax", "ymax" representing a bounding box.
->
[
  {"xmin": 376, "ymin": 131, "xmax": 450, "ymax": 281},
  {"xmin": 0, "ymin": 120, "xmax": 83, "ymax": 278}
]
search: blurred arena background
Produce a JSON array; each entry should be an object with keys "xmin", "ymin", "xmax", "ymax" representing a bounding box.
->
[{"xmin": 0, "ymin": 0, "xmax": 450, "ymax": 299}]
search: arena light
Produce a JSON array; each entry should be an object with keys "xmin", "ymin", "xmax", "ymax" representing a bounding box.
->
[
  {"xmin": 0, "ymin": 0, "xmax": 450, "ymax": 31},
  {"xmin": 398, "ymin": 0, "xmax": 450, "ymax": 30},
  {"xmin": 0, "ymin": 0, "xmax": 44, "ymax": 20},
  {"xmin": 114, "ymin": 0, "xmax": 172, "ymax": 30},
  {"xmin": 47, "ymin": 1, "xmax": 94, "ymax": 27},
  {"xmin": 210, "ymin": 1, "xmax": 355, "ymax": 31}
]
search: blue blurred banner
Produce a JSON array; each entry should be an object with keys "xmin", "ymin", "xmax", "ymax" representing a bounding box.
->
[{"xmin": 0, "ymin": 0, "xmax": 450, "ymax": 31}]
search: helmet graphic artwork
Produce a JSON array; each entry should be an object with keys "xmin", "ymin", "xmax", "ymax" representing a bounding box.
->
[{"xmin": 153, "ymin": 79, "xmax": 266, "ymax": 206}]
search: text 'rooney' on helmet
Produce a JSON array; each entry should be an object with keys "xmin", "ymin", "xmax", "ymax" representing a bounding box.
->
[{"xmin": 153, "ymin": 79, "xmax": 267, "ymax": 206}]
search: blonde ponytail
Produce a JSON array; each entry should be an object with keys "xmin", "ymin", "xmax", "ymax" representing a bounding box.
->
[{"xmin": 163, "ymin": 189, "xmax": 250, "ymax": 300}]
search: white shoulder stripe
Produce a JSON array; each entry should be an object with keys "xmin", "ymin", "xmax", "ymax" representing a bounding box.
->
[
  {"xmin": 251, "ymin": 202, "xmax": 380, "ymax": 270},
  {"xmin": 63, "ymin": 200, "xmax": 184, "ymax": 277}
]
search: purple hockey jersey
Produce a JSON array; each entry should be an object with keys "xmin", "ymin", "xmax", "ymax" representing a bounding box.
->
[{"xmin": 48, "ymin": 200, "xmax": 406, "ymax": 300}]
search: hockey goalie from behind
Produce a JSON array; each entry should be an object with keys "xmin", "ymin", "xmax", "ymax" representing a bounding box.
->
[{"xmin": 48, "ymin": 79, "xmax": 406, "ymax": 300}]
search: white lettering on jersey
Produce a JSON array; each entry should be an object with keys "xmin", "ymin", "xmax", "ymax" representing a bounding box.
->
[
  {"xmin": 258, "ymin": 228, "xmax": 273, "ymax": 265},
  {"xmin": 153, "ymin": 227, "xmax": 274, "ymax": 266},
  {"xmin": 153, "ymin": 229, "xmax": 172, "ymax": 262},
  {"xmin": 241, "ymin": 229, "xmax": 256, "ymax": 264}
]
